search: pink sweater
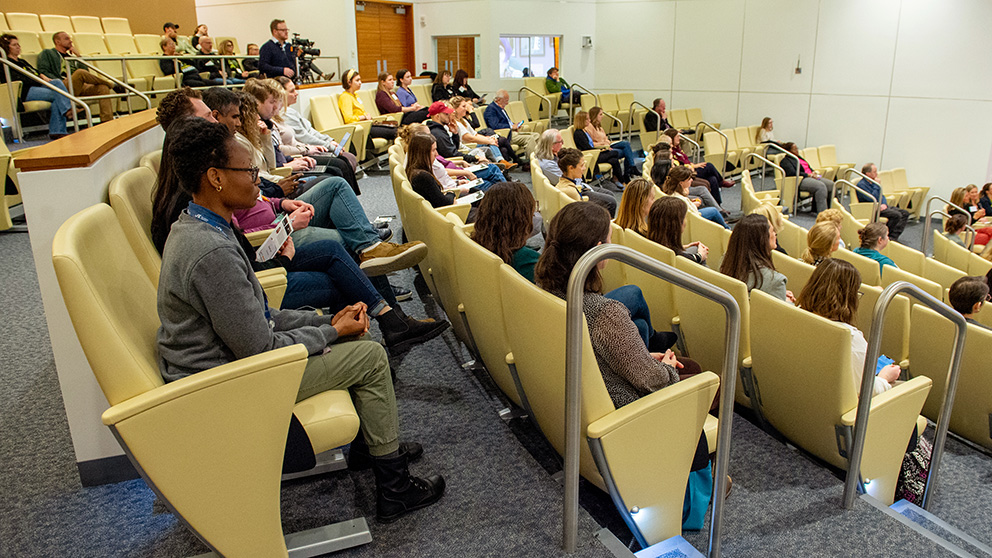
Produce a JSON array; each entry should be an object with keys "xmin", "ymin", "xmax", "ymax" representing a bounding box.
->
[{"xmin": 232, "ymin": 197, "xmax": 283, "ymax": 233}]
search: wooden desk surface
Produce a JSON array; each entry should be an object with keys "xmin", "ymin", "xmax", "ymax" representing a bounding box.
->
[{"xmin": 13, "ymin": 111, "xmax": 159, "ymax": 172}]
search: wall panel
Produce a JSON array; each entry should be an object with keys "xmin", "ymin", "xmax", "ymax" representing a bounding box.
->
[
  {"xmin": 810, "ymin": 0, "xmax": 900, "ymax": 97},
  {"xmin": 737, "ymin": 92, "xmax": 810, "ymax": 144},
  {"xmin": 672, "ymin": 0, "xmax": 745, "ymax": 92},
  {"xmin": 739, "ymin": 0, "xmax": 818, "ymax": 94}
]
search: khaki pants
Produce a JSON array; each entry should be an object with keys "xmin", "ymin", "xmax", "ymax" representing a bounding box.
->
[
  {"xmin": 510, "ymin": 131, "xmax": 539, "ymax": 159},
  {"xmin": 297, "ymin": 339, "xmax": 399, "ymax": 456},
  {"xmin": 66, "ymin": 69, "xmax": 112, "ymax": 123}
]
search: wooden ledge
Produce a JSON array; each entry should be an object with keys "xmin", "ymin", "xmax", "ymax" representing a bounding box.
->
[
  {"xmin": 297, "ymin": 74, "xmax": 433, "ymax": 91},
  {"xmin": 14, "ymin": 111, "xmax": 160, "ymax": 172}
]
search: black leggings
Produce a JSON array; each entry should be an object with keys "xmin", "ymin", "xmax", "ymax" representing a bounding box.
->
[
  {"xmin": 596, "ymin": 149, "xmax": 623, "ymax": 183},
  {"xmin": 400, "ymin": 109, "xmax": 429, "ymax": 125},
  {"xmin": 496, "ymin": 134, "xmax": 521, "ymax": 164},
  {"xmin": 694, "ymin": 162, "xmax": 723, "ymax": 204},
  {"xmin": 368, "ymin": 124, "xmax": 397, "ymax": 147}
]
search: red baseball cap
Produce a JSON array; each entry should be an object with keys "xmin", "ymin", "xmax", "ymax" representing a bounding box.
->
[{"xmin": 428, "ymin": 101, "xmax": 453, "ymax": 117}]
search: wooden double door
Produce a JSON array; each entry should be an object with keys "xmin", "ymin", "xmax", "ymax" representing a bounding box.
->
[
  {"xmin": 356, "ymin": 1, "xmax": 415, "ymax": 79},
  {"xmin": 436, "ymin": 36, "xmax": 475, "ymax": 76}
]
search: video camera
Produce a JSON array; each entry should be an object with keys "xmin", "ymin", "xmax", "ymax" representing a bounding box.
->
[
  {"xmin": 290, "ymin": 33, "xmax": 324, "ymax": 84},
  {"xmin": 291, "ymin": 34, "xmax": 320, "ymax": 57}
]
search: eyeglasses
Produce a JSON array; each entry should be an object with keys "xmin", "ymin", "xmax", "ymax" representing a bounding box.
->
[{"xmin": 216, "ymin": 165, "xmax": 259, "ymax": 182}]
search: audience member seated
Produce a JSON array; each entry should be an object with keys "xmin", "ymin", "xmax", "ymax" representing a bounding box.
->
[
  {"xmin": 648, "ymin": 196, "xmax": 709, "ymax": 265},
  {"xmin": 535, "ymin": 129, "xmax": 565, "ymax": 183},
  {"xmin": 815, "ymin": 208, "xmax": 846, "ymax": 249},
  {"xmin": 219, "ymin": 39, "xmax": 250, "ymax": 81},
  {"xmin": 230, "ymin": 88, "xmax": 309, "ymax": 196},
  {"xmin": 243, "ymin": 43, "xmax": 260, "ymax": 74},
  {"xmin": 755, "ymin": 117, "xmax": 786, "ymax": 153},
  {"xmin": 856, "ymin": 163, "xmax": 909, "ymax": 241},
  {"xmin": 160, "ymin": 37, "xmax": 207, "ymax": 88},
  {"xmin": 431, "ymin": 70, "xmax": 454, "ymax": 102},
  {"xmin": 664, "ymin": 129, "xmax": 734, "ymax": 204},
  {"xmin": 853, "ymin": 223, "xmax": 897, "ymax": 274},
  {"xmin": 38, "ymin": 32, "xmax": 116, "ymax": 124},
  {"xmin": 400, "ymin": 123, "xmax": 499, "ymax": 192},
  {"xmin": 484, "ymin": 90, "xmax": 538, "ymax": 160},
  {"xmin": 661, "ymin": 166, "xmax": 729, "ymax": 229},
  {"xmin": 944, "ymin": 214, "xmax": 969, "ymax": 248},
  {"xmin": 545, "ymin": 67, "xmax": 581, "ymax": 103},
  {"xmin": 394, "ymin": 69, "xmax": 421, "ymax": 108},
  {"xmin": 955, "ymin": 184, "xmax": 992, "ymax": 245},
  {"xmin": 0, "ymin": 34, "xmax": 71, "ymax": 140},
  {"xmin": 587, "ymin": 106, "xmax": 638, "ymax": 182},
  {"xmin": 781, "ymin": 142, "xmax": 833, "ymax": 214},
  {"xmin": 451, "ymin": 97, "xmax": 518, "ymax": 168},
  {"xmin": 555, "ymin": 148, "xmax": 618, "ymax": 216},
  {"xmin": 643, "ymin": 98, "xmax": 673, "ymax": 133},
  {"xmin": 191, "ymin": 24, "xmax": 209, "ymax": 49},
  {"xmin": 948, "ymin": 276, "xmax": 991, "ymax": 331},
  {"xmin": 452, "ymin": 69, "xmax": 482, "ymax": 105},
  {"xmin": 376, "ymin": 72, "xmax": 428, "ymax": 125},
  {"xmin": 651, "ymin": 143, "xmax": 725, "ymax": 216},
  {"xmin": 426, "ymin": 100, "xmax": 473, "ymax": 161},
  {"xmin": 259, "ymin": 19, "xmax": 296, "ymax": 79},
  {"xmin": 980, "ymin": 183, "xmax": 992, "ymax": 216},
  {"xmin": 162, "ymin": 22, "xmax": 196, "ymax": 55},
  {"xmin": 797, "ymin": 259, "xmax": 901, "ymax": 394},
  {"xmin": 750, "ymin": 202, "xmax": 788, "ymax": 254},
  {"xmin": 194, "ymin": 37, "xmax": 230, "ymax": 85},
  {"xmin": 339, "ymin": 69, "xmax": 398, "ymax": 150},
  {"xmin": 614, "ymin": 178, "xmax": 656, "ymax": 236},
  {"xmin": 273, "ymin": 76, "xmax": 360, "ymax": 181},
  {"xmin": 800, "ymin": 221, "xmax": 841, "ymax": 266},
  {"xmin": 157, "ymin": 117, "xmax": 445, "ymax": 522},
  {"xmin": 472, "ymin": 181, "xmax": 541, "ymax": 282},
  {"xmin": 406, "ymin": 133, "xmax": 475, "ymax": 211},
  {"xmin": 721, "ymin": 214, "xmax": 795, "ymax": 304},
  {"xmin": 573, "ymin": 111, "xmax": 625, "ymax": 192}
]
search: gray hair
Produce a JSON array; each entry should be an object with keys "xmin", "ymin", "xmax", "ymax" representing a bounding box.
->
[{"xmin": 535, "ymin": 129, "xmax": 560, "ymax": 160}]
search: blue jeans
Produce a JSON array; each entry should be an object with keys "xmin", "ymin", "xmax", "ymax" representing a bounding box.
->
[
  {"xmin": 25, "ymin": 81, "xmax": 71, "ymax": 135},
  {"xmin": 699, "ymin": 207, "xmax": 729, "ymax": 229},
  {"xmin": 281, "ymin": 239, "xmax": 388, "ymax": 314},
  {"xmin": 611, "ymin": 140, "xmax": 638, "ymax": 179},
  {"xmin": 294, "ymin": 176, "xmax": 379, "ymax": 252},
  {"xmin": 475, "ymin": 164, "xmax": 506, "ymax": 191},
  {"xmin": 605, "ymin": 285, "xmax": 653, "ymax": 347}
]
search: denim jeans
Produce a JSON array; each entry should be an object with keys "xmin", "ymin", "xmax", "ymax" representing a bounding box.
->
[
  {"xmin": 605, "ymin": 285, "xmax": 653, "ymax": 347},
  {"xmin": 25, "ymin": 81, "xmax": 71, "ymax": 135},
  {"xmin": 699, "ymin": 207, "xmax": 729, "ymax": 229},
  {"xmin": 294, "ymin": 176, "xmax": 379, "ymax": 252},
  {"xmin": 280, "ymin": 239, "xmax": 387, "ymax": 315},
  {"xmin": 611, "ymin": 140, "xmax": 638, "ymax": 179},
  {"xmin": 475, "ymin": 164, "xmax": 506, "ymax": 191}
]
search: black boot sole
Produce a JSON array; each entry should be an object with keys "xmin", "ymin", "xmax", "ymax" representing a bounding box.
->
[
  {"xmin": 384, "ymin": 321, "xmax": 450, "ymax": 353},
  {"xmin": 376, "ymin": 477, "xmax": 446, "ymax": 523}
]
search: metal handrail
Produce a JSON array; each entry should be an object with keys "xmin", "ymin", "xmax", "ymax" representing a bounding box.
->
[
  {"xmin": 599, "ymin": 111, "xmax": 624, "ymax": 144},
  {"xmin": 922, "ymin": 196, "xmax": 970, "ymax": 255},
  {"xmin": 565, "ymin": 82, "xmax": 594, "ymax": 121},
  {"xmin": 564, "ymin": 244, "xmax": 738, "ymax": 557},
  {"xmin": 68, "ymin": 56, "xmax": 150, "ymax": 116},
  {"xmin": 680, "ymin": 133, "xmax": 701, "ymax": 164},
  {"xmin": 741, "ymin": 152, "xmax": 783, "ymax": 193},
  {"xmin": 693, "ymin": 122, "xmax": 727, "ymax": 179},
  {"xmin": 930, "ymin": 209, "xmax": 977, "ymax": 251},
  {"xmin": 774, "ymin": 149, "xmax": 804, "ymax": 214},
  {"xmin": 841, "ymin": 281, "xmax": 967, "ymax": 511},
  {"xmin": 627, "ymin": 100, "xmax": 654, "ymax": 145},
  {"xmin": 841, "ymin": 167, "xmax": 880, "ymax": 199},
  {"xmin": 0, "ymin": 54, "xmax": 93, "ymax": 141},
  {"xmin": 834, "ymin": 179, "xmax": 880, "ymax": 222},
  {"xmin": 516, "ymin": 86, "xmax": 553, "ymax": 123}
]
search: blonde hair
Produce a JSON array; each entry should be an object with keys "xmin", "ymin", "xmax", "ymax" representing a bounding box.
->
[
  {"xmin": 573, "ymin": 111, "xmax": 590, "ymax": 130},
  {"xmin": 397, "ymin": 123, "xmax": 429, "ymax": 151},
  {"xmin": 614, "ymin": 178, "xmax": 655, "ymax": 234},
  {"xmin": 949, "ymin": 187, "xmax": 966, "ymax": 209},
  {"xmin": 750, "ymin": 202, "xmax": 783, "ymax": 234},
  {"xmin": 815, "ymin": 208, "xmax": 843, "ymax": 227},
  {"xmin": 801, "ymin": 221, "xmax": 840, "ymax": 265},
  {"xmin": 797, "ymin": 259, "xmax": 861, "ymax": 325}
]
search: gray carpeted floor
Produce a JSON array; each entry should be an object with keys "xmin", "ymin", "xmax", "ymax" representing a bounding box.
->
[{"xmin": 1, "ymin": 142, "xmax": 989, "ymax": 557}]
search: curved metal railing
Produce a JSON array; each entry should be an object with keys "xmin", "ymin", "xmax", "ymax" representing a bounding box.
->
[
  {"xmin": 741, "ymin": 152, "xmax": 783, "ymax": 193},
  {"xmin": 516, "ymin": 86, "xmax": 553, "ymax": 123},
  {"xmin": 0, "ymin": 54, "xmax": 93, "ymax": 141},
  {"xmin": 627, "ymin": 100, "xmax": 654, "ymax": 145},
  {"xmin": 922, "ymin": 196, "xmax": 970, "ymax": 255},
  {"xmin": 694, "ymin": 122, "xmax": 727, "ymax": 178},
  {"xmin": 834, "ymin": 178, "xmax": 880, "ymax": 222}
]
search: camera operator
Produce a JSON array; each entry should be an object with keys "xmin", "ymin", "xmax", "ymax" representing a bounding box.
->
[{"xmin": 259, "ymin": 19, "xmax": 297, "ymax": 79}]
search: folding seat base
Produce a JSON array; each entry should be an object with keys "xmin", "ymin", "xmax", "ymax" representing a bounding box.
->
[
  {"xmin": 281, "ymin": 448, "xmax": 347, "ymax": 482},
  {"xmin": 193, "ymin": 518, "xmax": 372, "ymax": 558}
]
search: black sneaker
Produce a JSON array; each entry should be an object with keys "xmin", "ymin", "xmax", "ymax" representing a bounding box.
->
[
  {"xmin": 382, "ymin": 316, "xmax": 449, "ymax": 352},
  {"xmin": 391, "ymin": 283, "xmax": 413, "ymax": 301},
  {"xmin": 377, "ymin": 227, "xmax": 394, "ymax": 242}
]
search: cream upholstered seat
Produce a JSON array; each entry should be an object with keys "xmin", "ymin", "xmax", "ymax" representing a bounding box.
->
[
  {"xmin": 739, "ymin": 171, "xmax": 779, "ymax": 214},
  {"xmin": 40, "ymin": 14, "xmax": 72, "ymax": 32},
  {"xmin": 599, "ymin": 224, "xmax": 628, "ymax": 293},
  {"xmin": 331, "ymin": 92, "xmax": 389, "ymax": 165},
  {"xmin": 506, "ymin": 100, "xmax": 545, "ymax": 136},
  {"xmin": 619, "ymin": 231, "xmax": 679, "ymax": 336},
  {"xmin": 52, "ymin": 204, "xmax": 368, "ymax": 557},
  {"xmin": 409, "ymin": 83, "xmax": 431, "ymax": 107},
  {"xmin": 748, "ymin": 290, "xmax": 931, "ymax": 505},
  {"xmin": 498, "ymin": 263, "xmax": 719, "ymax": 547},
  {"xmin": 881, "ymin": 264, "xmax": 942, "ymax": 301},
  {"xmin": 853, "ymin": 284, "xmax": 912, "ymax": 368},
  {"xmin": 770, "ymin": 250, "xmax": 814, "ymax": 295},
  {"xmin": 108, "ymin": 167, "xmax": 288, "ymax": 307},
  {"xmin": 138, "ymin": 149, "xmax": 161, "ymax": 175},
  {"xmin": 449, "ymin": 226, "xmax": 527, "ymax": 409},
  {"xmin": 881, "ymin": 239, "xmax": 925, "ymax": 276},
  {"xmin": 685, "ymin": 211, "xmax": 731, "ymax": 267},
  {"xmin": 70, "ymin": 15, "xmax": 104, "ymax": 34},
  {"xmin": 356, "ymin": 89, "xmax": 401, "ymax": 123},
  {"xmin": 923, "ymin": 257, "xmax": 967, "ymax": 301},
  {"xmin": 835, "ymin": 247, "xmax": 881, "ymax": 286},
  {"xmin": 6, "ymin": 13, "xmax": 43, "ymax": 33},
  {"xmin": 101, "ymin": 17, "xmax": 132, "ymax": 35},
  {"xmin": 1, "ymin": 137, "xmax": 23, "ymax": 232},
  {"xmin": 309, "ymin": 95, "xmax": 359, "ymax": 157},
  {"xmin": 817, "ymin": 145, "xmax": 853, "ymax": 181},
  {"xmin": 418, "ymin": 201, "xmax": 474, "ymax": 346}
]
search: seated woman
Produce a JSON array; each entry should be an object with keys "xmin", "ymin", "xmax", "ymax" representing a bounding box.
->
[
  {"xmin": 955, "ymin": 184, "xmax": 992, "ymax": 245},
  {"xmin": 815, "ymin": 208, "xmax": 846, "ymax": 249},
  {"xmin": 534, "ymin": 202, "xmax": 714, "ymax": 522},
  {"xmin": 376, "ymin": 72, "xmax": 429, "ymax": 125},
  {"xmin": 452, "ymin": 69, "xmax": 482, "ymax": 105},
  {"xmin": 651, "ymin": 145, "xmax": 724, "ymax": 213},
  {"xmin": 157, "ymin": 117, "xmax": 445, "ymax": 522},
  {"xmin": 405, "ymin": 133, "xmax": 476, "ymax": 210},
  {"xmin": 472, "ymin": 181, "xmax": 541, "ymax": 282},
  {"xmin": 219, "ymin": 39, "xmax": 249, "ymax": 80},
  {"xmin": 944, "ymin": 214, "xmax": 970, "ymax": 248},
  {"xmin": 663, "ymin": 129, "xmax": 734, "ymax": 203},
  {"xmin": 721, "ymin": 214, "xmax": 795, "ymax": 303},
  {"xmin": 431, "ymin": 70, "xmax": 454, "ymax": 102},
  {"xmin": 394, "ymin": 69, "xmax": 424, "ymax": 110},
  {"xmin": 796, "ymin": 259, "xmax": 901, "ymax": 395},
  {"xmin": 853, "ymin": 222, "xmax": 897, "ymax": 273},
  {"xmin": 449, "ymin": 96, "xmax": 512, "ymax": 170},
  {"xmin": 586, "ymin": 107, "xmax": 638, "ymax": 183},
  {"xmin": 339, "ymin": 69, "xmax": 397, "ymax": 153},
  {"xmin": 781, "ymin": 142, "xmax": 833, "ymax": 215},
  {"xmin": 800, "ymin": 221, "xmax": 841, "ymax": 266},
  {"xmin": 750, "ymin": 202, "xmax": 788, "ymax": 254},
  {"xmin": 755, "ymin": 117, "xmax": 786, "ymax": 153},
  {"xmin": 614, "ymin": 178, "xmax": 656, "ymax": 236},
  {"xmin": 399, "ymin": 124, "xmax": 500, "ymax": 190},
  {"xmin": 555, "ymin": 148, "xmax": 618, "ymax": 216},
  {"xmin": 535, "ymin": 129, "xmax": 565, "ymax": 183},
  {"xmin": 980, "ymin": 183, "xmax": 992, "ymax": 216},
  {"xmin": 647, "ymin": 196, "xmax": 710, "ymax": 266},
  {"xmin": 572, "ymin": 110, "xmax": 625, "ymax": 191},
  {"xmin": 661, "ymin": 166, "xmax": 729, "ymax": 229},
  {"xmin": 545, "ymin": 67, "xmax": 581, "ymax": 104},
  {"xmin": 0, "ymin": 33, "xmax": 72, "ymax": 139},
  {"xmin": 274, "ymin": 76, "xmax": 359, "ymax": 172}
]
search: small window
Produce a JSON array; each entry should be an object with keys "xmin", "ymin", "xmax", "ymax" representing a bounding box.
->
[{"xmin": 498, "ymin": 35, "xmax": 559, "ymax": 78}]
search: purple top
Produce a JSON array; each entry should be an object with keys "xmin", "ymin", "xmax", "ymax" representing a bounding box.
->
[{"xmin": 396, "ymin": 86, "xmax": 418, "ymax": 107}]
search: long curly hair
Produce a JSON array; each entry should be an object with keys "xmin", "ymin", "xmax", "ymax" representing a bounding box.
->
[
  {"xmin": 535, "ymin": 202, "xmax": 611, "ymax": 294},
  {"xmin": 471, "ymin": 181, "xmax": 535, "ymax": 264},
  {"xmin": 237, "ymin": 91, "xmax": 262, "ymax": 150},
  {"xmin": 797, "ymin": 258, "xmax": 861, "ymax": 325}
]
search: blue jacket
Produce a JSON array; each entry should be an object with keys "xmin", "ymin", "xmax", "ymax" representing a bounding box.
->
[
  {"xmin": 259, "ymin": 39, "xmax": 294, "ymax": 78},
  {"xmin": 856, "ymin": 178, "xmax": 887, "ymax": 206},
  {"xmin": 484, "ymin": 102, "xmax": 513, "ymax": 131}
]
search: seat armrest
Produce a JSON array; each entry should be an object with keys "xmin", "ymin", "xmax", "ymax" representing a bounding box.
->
[
  {"xmin": 436, "ymin": 204, "xmax": 471, "ymax": 221},
  {"xmin": 256, "ymin": 268, "xmax": 288, "ymax": 309},
  {"xmin": 839, "ymin": 375, "xmax": 932, "ymax": 427},
  {"xmin": 271, "ymin": 166, "xmax": 292, "ymax": 178},
  {"xmin": 494, "ymin": 128, "xmax": 511, "ymax": 138},
  {"xmin": 245, "ymin": 230, "xmax": 270, "ymax": 246},
  {"xmin": 587, "ymin": 372, "xmax": 719, "ymax": 439}
]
